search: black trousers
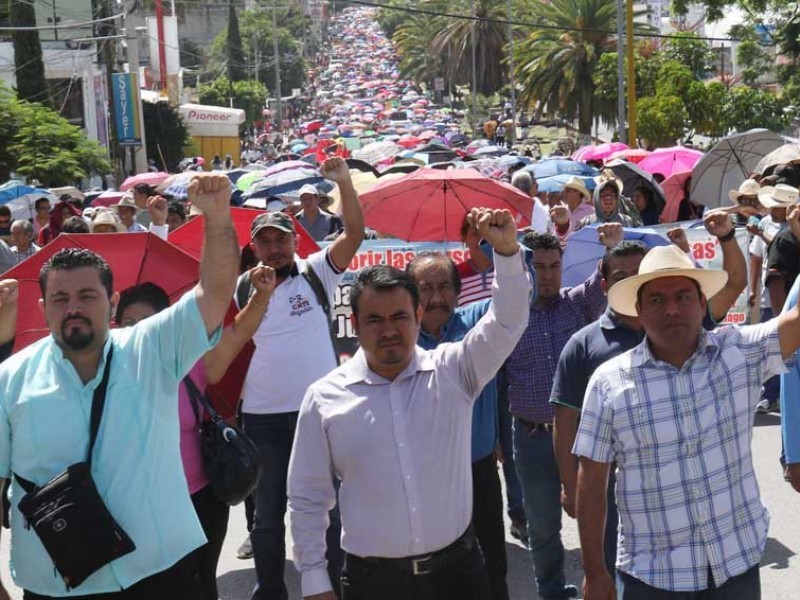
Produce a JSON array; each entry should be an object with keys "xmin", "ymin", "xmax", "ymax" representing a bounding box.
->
[
  {"xmin": 23, "ymin": 552, "xmax": 203, "ymax": 599},
  {"xmin": 340, "ymin": 535, "xmax": 491, "ymax": 600},
  {"xmin": 189, "ymin": 484, "xmax": 230, "ymax": 600},
  {"xmin": 472, "ymin": 453, "xmax": 509, "ymax": 600}
]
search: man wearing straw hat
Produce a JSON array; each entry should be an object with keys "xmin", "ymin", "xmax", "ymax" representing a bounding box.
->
[{"xmin": 575, "ymin": 240, "xmax": 800, "ymax": 599}]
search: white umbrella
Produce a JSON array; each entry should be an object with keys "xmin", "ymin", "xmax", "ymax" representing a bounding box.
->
[
  {"xmin": 691, "ymin": 129, "xmax": 784, "ymax": 208},
  {"xmin": 754, "ymin": 142, "xmax": 800, "ymax": 174},
  {"xmin": 351, "ymin": 140, "xmax": 402, "ymax": 165}
]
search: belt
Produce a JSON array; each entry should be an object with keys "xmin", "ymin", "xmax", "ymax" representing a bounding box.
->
[
  {"xmin": 516, "ymin": 417, "xmax": 554, "ymax": 433},
  {"xmin": 344, "ymin": 526, "xmax": 476, "ymax": 577}
]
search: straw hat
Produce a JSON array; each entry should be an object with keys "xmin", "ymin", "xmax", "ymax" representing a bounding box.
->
[
  {"xmin": 757, "ymin": 184, "xmax": 799, "ymax": 209},
  {"xmin": 111, "ymin": 193, "xmax": 141, "ymax": 211},
  {"xmin": 562, "ymin": 176, "xmax": 591, "ymax": 200},
  {"xmin": 607, "ymin": 245, "xmax": 728, "ymax": 317},
  {"xmin": 727, "ymin": 179, "xmax": 761, "ymax": 202},
  {"xmin": 594, "ymin": 168, "xmax": 624, "ymax": 195},
  {"xmin": 90, "ymin": 209, "xmax": 126, "ymax": 233}
]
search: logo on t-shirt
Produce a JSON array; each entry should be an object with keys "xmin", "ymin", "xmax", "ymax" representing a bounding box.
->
[{"xmin": 289, "ymin": 294, "xmax": 313, "ymax": 317}]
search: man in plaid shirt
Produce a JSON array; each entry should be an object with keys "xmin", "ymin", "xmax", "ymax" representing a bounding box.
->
[{"xmin": 575, "ymin": 240, "xmax": 800, "ymax": 599}]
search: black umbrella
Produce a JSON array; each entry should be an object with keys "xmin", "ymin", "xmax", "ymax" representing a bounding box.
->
[{"xmin": 607, "ymin": 159, "xmax": 666, "ymax": 215}]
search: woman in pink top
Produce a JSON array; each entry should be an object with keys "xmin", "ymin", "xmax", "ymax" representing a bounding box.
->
[{"xmin": 116, "ymin": 265, "xmax": 275, "ymax": 600}]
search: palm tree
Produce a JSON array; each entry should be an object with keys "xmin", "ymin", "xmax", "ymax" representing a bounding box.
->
[
  {"xmin": 514, "ymin": 0, "xmax": 653, "ymax": 139},
  {"xmin": 393, "ymin": 14, "xmax": 447, "ymax": 87},
  {"xmin": 429, "ymin": 0, "xmax": 510, "ymax": 95},
  {"xmin": 392, "ymin": 0, "xmax": 510, "ymax": 96}
]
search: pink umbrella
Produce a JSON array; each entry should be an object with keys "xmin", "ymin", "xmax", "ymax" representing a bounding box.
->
[
  {"xmin": 572, "ymin": 142, "xmax": 629, "ymax": 163},
  {"xmin": 638, "ymin": 146, "xmax": 704, "ymax": 179},
  {"xmin": 607, "ymin": 148, "xmax": 651, "ymax": 164},
  {"xmin": 659, "ymin": 171, "xmax": 693, "ymax": 223},
  {"xmin": 359, "ymin": 168, "xmax": 533, "ymax": 241},
  {"xmin": 120, "ymin": 172, "xmax": 170, "ymax": 191},
  {"xmin": 89, "ymin": 190, "xmax": 125, "ymax": 207}
]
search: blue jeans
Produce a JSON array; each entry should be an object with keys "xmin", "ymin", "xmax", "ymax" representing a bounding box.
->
[
  {"xmin": 617, "ymin": 564, "xmax": 760, "ymax": 599},
  {"xmin": 761, "ymin": 308, "xmax": 780, "ymax": 402},
  {"xmin": 243, "ymin": 412, "xmax": 342, "ymax": 600},
  {"xmin": 513, "ymin": 419, "xmax": 568, "ymax": 598},
  {"xmin": 497, "ymin": 370, "xmax": 525, "ymax": 522}
]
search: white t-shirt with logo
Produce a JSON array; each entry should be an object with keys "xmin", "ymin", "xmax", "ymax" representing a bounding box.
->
[{"xmin": 239, "ymin": 248, "xmax": 344, "ymax": 414}]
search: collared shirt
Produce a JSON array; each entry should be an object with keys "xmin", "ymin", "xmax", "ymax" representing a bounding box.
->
[
  {"xmin": 9, "ymin": 243, "xmax": 39, "ymax": 264},
  {"xmin": 296, "ymin": 210, "xmax": 342, "ymax": 241},
  {"xmin": 0, "ymin": 291, "xmax": 220, "ymax": 596},
  {"xmin": 505, "ymin": 265, "xmax": 606, "ymax": 423},
  {"xmin": 417, "ymin": 299, "xmax": 497, "ymax": 462},
  {"xmin": 239, "ymin": 248, "xmax": 344, "ymax": 414},
  {"xmin": 574, "ymin": 321, "xmax": 792, "ymax": 592},
  {"xmin": 550, "ymin": 309, "xmax": 643, "ymax": 411},
  {"xmin": 551, "ymin": 308, "xmax": 717, "ymax": 411},
  {"xmin": 127, "ymin": 222, "xmax": 148, "ymax": 233},
  {"xmin": 288, "ymin": 252, "xmax": 531, "ymax": 597}
]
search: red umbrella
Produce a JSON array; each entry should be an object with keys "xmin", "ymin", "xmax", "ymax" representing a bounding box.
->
[
  {"xmin": 359, "ymin": 168, "xmax": 534, "ymax": 241},
  {"xmin": 120, "ymin": 172, "xmax": 170, "ymax": 191},
  {"xmin": 168, "ymin": 208, "xmax": 320, "ymax": 418},
  {"xmin": 7, "ymin": 232, "xmax": 199, "ymax": 352},
  {"xmin": 169, "ymin": 208, "xmax": 320, "ymax": 261}
]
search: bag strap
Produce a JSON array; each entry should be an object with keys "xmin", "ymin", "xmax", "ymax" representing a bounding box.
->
[
  {"xmin": 182, "ymin": 374, "xmax": 220, "ymax": 422},
  {"xmin": 14, "ymin": 345, "xmax": 114, "ymax": 494},
  {"xmin": 184, "ymin": 375, "xmax": 202, "ymax": 425},
  {"xmin": 301, "ymin": 262, "xmax": 340, "ymax": 365}
]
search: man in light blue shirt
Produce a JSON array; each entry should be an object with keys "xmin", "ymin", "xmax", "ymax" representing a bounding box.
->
[{"xmin": 0, "ymin": 174, "xmax": 239, "ymax": 599}]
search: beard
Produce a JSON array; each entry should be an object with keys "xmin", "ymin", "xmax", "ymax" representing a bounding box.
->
[
  {"xmin": 60, "ymin": 317, "xmax": 95, "ymax": 351},
  {"xmin": 275, "ymin": 263, "xmax": 293, "ymax": 278}
]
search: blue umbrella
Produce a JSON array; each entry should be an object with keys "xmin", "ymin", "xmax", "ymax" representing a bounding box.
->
[
  {"xmin": 536, "ymin": 174, "xmax": 597, "ymax": 194},
  {"xmin": 0, "ymin": 184, "xmax": 56, "ymax": 220},
  {"xmin": 524, "ymin": 159, "xmax": 599, "ymax": 180},
  {"xmin": 561, "ymin": 225, "xmax": 670, "ymax": 287}
]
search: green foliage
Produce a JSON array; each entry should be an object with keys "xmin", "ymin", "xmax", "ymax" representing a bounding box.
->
[
  {"xmin": 376, "ymin": 0, "xmax": 410, "ymax": 39},
  {"xmin": 663, "ymin": 33, "xmax": 716, "ymax": 80},
  {"xmin": 143, "ymin": 101, "xmax": 190, "ymax": 173},
  {"xmin": 0, "ymin": 88, "xmax": 111, "ymax": 185},
  {"xmin": 199, "ymin": 76, "xmax": 268, "ymax": 126},
  {"xmin": 637, "ymin": 95, "xmax": 688, "ymax": 147},
  {"xmin": 736, "ymin": 39, "xmax": 774, "ymax": 87},
  {"xmin": 720, "ymin": 86, "xmax": 789, "ymax": 132},
  {"xmin": 513, "ymin": 0, "xmax": 654, "ymax": 135},
  {"xmin": 208, "ymin": 5, "xmax": 308, "ymax": 94},
  {"xmin": 9, "ymin": 0, "xmax": 49, "ymax": 106},
  {"xmin": 227, "ymin": 3, "xmax": 246, "ymax": 82}
]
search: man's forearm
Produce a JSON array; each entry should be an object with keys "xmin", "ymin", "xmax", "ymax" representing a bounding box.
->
[
  {"xmin": 577, "ymin": 459, "xmax": 610, "ymax": 577},
  {"xmin": 720, "ymin": 235, "xmax": 747, "ymax": 293},
  {"xmin": 554, "ymin": 407, "xmax": 580, "ymax": 500},
  {"xmin": 198, "ymin": 215, "xmax": 239, "ymax": 332}
]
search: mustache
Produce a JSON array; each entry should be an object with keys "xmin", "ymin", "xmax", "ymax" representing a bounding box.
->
[{"xmin": 62, "ymin": 316, "xmax": 91, "ymax": 328}]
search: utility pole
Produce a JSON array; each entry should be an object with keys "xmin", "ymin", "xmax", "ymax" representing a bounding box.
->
[
  {"xmin": 100, "ymin": 0, "xmax": 122, "ymax": 182},
  {"xmin": 271, "ymin": 5, "xmax": 283, "ymax": 128},
  {"xmin": 626, "ymin": 0, "xmax": 637, "ymax": 145},
  {"xmin": 470, "ymin": 0, "xmax": 477, "ymax": 135},
  {"xmin": 507, "ymin": 0, "xmax": 516, "ymax": 142},
  {"xmin": 615, "ymin": 0, "xmax": 626, "ymax": 142},
  {"xmin": 125, "ymin": 21, "xmax": 148, "ymax": 174}
]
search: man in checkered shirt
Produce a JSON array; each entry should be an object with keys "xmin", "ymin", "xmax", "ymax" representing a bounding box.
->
[{"xmin": 574, "ymin": 242, "xmax": 800, "ymax": 599}]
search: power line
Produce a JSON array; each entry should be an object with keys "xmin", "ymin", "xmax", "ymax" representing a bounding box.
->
[
  {"xmin": 341, "ymin": 0, "xmax": 746, "ymax": 44},
  {"xmin": 0, "ymin": 13, "xmax": 123, "ymax": 32}
]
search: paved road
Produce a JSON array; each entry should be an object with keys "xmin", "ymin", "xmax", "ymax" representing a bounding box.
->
[{"xmin": 1, "ymin": 413, "xmax": 798, "ymax": 598}]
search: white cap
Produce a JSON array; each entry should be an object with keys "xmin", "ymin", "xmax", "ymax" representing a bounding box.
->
[{"xmin": 298, "ymin": 184, "xmax": 318, "ymax": 197}]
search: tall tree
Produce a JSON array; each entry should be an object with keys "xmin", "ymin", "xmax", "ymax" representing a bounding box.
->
[
  {"xmin": 513, "ymin": 0, "xmax": 652, "ymax": 140},
  {"xmin": 227, "ymin": 2, "xmax": 246, "ymax": 82},
  {"xmin": 9, "ymin": 0, "xmax": 50, "ymax": 106}
]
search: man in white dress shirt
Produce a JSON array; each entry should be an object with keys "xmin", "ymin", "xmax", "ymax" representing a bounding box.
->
[{"xmin": 288, "ymin": 208, "xmax": 532, "ymax": 600}]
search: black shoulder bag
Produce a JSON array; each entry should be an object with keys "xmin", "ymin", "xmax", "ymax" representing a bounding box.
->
[
  {"xmin": 14, "ymin": 346, "xmax": 136, "ymax": 590},
  {"xmin": 184, "ymin": 375, "xmax": 262, "ymax": 506}
]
